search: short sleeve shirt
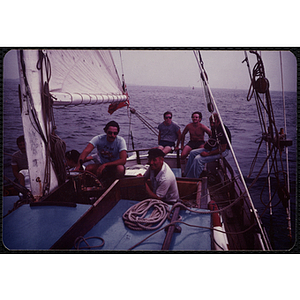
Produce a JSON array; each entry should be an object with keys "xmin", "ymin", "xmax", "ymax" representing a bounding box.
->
[
  {"xmin": 144, "ymin": 162, "xmax": 179, "ymax": 203},
  {"xmin": 89, "ymin": 134, "xmax": 127, "ymax": 164},
  {"xmin": 158, "ymin": 121, "xmax": 180, "ymax": 142},
  {"xmin": 11, "ymin": 150, "xmax": 28, "ymax": 170}
]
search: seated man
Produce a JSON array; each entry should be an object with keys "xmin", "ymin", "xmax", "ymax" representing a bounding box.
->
[
  {"xmin": 158, "ymin": 111, "xmax": 181, "ymax": 155},
  {"xmin": 75, "ymin": 121, "xmax": 127, "ymax": 185},
  {"xmin": 184, "ymin": 113, "xmax": 231, "ymax": 178},
  {"xmin": 143, "ymin": 148, "xmax": 180, "ymax": 204},
  {"xmin": 181, "ymin": 111, "xmax": 212, "ymax": 160}
]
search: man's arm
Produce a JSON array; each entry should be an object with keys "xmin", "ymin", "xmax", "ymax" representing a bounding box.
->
[
  {"xmin": 96, "ymin": 150, "xmax": 127, "ymax": 177},
  {"xmin": 145, "ymin": 181, "xmax": 162, "ymax": 200},
  {"xmin": 202, "ymin": 124, "xmax": 212, "ymax": 137},
  {"xmin": 12, "ymin": 164, "xmax": 20, "ymax": 180},
  {"xmin": 75, "ymin": 143, "xmax": 95, "ymax": 170},
  {"xmin": 175, "ymin": 129, "xmax": 182, "ymax": 149},
  {"xmin": 102, "ymin": 150, "xmax": 127, "ymax": 168},
  {"xmin": 201, "ymin": 143, "xmax": 227, "ymax": 157},
  {"xmin": 180, "ymin": 126, "xmax": 189, "ymax": 148}
]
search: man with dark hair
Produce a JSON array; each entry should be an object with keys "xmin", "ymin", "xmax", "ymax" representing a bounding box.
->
[
  {"xmin": 158, "ymin": 111, "xmax": 181, "ymax": 155},
  {"xmin": 75, "ymin": 121, "xmax": 127, "ymax": 184},
  {"xmin": 184, "ymin": 113, "xmax": 231, "ymax": 178},
  {"xmin": 65, "ymin": 150, "xmax": 82, "ymax": 172},
  {"xmin": 11, "ymin": 135, "xmax": 28, "ymax": 184},
  {"xmin": 180, "ymin": 111, "xmax": 212, "ymax": 160},
  {"xmin": 143, "ymin": 148, "xmax": 179, "ymax": 204}
]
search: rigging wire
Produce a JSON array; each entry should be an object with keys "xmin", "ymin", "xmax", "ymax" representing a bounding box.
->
[
  {"xmin": 194, "ymin": 50, "xmax": 271, "ymax": 250},
  {"xmin": 244, "ymin": 51, "xmax": 290, "ymax": 199},
  {"xmin": 243, "ymin": 50, "xmax": 292, "ymax": 242}
]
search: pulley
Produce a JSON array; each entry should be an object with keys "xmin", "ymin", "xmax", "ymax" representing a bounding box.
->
[
  {"xmin": 254, "ymin": 77, "xmax": 269, "ymax": 94},
  {"xmin": 207, "ymin": 102, "xmax": 214, "ymax": 113}
]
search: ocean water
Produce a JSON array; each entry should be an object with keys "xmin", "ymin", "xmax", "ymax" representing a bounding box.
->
[{"xmin": 2, "ymin": 79, "xmax": 297, "ymax": 250}]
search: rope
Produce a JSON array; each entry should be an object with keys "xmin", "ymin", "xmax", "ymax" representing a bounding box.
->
[
  {"xmin": 128, "ymin": 217, "xmax": 257, "ymax": 251},
  {"xmin": 194, "ymin": 50, "xmax": 270, "ymax": 250},
  {"xmin": 74, "ymin": 236, "xmax": 105, "ymax": 250},
  {"xmin": 130, "ymin": 108, "xmax": 159, "ymax": 136},
  {"xmin": 50, "ymin": 133, "xmax": 67, "ymax": 185},
  {"xmin": 123, "ymin": 199, "xmax": 170, "ymax": 231}
]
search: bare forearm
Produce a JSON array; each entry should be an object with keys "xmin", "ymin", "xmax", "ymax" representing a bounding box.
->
[{"xmin": 145, "ymin": 182, "xmax": 161, "ymax": 200}]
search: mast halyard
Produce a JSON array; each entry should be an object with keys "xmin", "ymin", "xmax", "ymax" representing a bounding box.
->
[
  {"xmin": 243, "ymin": 50, "xmax": 293, "ymax": 242},
  {"xmin": 194, "ymin": 50, "xmax": 271, "ymax": 250}
]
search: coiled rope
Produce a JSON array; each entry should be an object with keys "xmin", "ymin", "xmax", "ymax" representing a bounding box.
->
[{"xmin": 123, "ymin": 199, "xmax": 170, "ymax": 231}]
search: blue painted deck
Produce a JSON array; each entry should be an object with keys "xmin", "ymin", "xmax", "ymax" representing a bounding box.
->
[
  {"xmin": 81, "ymin": 200, "xmax": 212, "ymax": 251},
  {"xmin": 3, "ymin": 197, "xmax": 211, "ymax": 251},
  {"xmin": 3, "ymin": 203, "xmax": 91, "ymax": 250},
  {"xmin": 3, "ymin": 195, "xmax": 20, "ymax": 216}
]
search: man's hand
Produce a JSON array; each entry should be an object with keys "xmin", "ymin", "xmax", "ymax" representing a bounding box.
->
[
  {"xmin": 96, "ymin": 164, "xmax": 106, "ymax": 177},
  {"xmin": 200, "ymin": 151, "xmax": 210, "ymax": 157}
]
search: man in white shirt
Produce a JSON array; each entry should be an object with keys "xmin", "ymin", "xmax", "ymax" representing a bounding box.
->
[{"xmin": 143, "ymin": 148, "xmax": 180, "ymax": 204}]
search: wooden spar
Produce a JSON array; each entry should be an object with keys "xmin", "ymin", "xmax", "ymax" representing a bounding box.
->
[
  {"xmin": 50, "ymin": 180, "xmax": 120, "ymax": 250},
  {"xmin": 17, "ymin": 50, "xmax": 58, "ymax": 199},
  {"xmin": 161, "ymin": 205, "xmax": 181, "ymax": 250}
]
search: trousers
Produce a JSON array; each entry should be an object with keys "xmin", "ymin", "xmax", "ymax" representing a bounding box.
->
[{"xmin": 184, "ymin": 147, "xmax": 229, "ymax": 178}]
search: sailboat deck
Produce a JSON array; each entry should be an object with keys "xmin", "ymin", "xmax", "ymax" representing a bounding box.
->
[{"xmin": 79, "ymin": 199, "xmax": 212, "ymax": 251}]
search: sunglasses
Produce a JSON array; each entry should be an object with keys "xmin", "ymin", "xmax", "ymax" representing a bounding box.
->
[
  {"xmin": 107, "ymin": 131, "xmax": 118, "ymax": 136},
  {"xmin": 165, "ymin": 116, "xmax": 172, "ymax": 119}
]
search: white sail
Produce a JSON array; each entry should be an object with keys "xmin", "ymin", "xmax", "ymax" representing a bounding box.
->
[
  {"xmin": 47, "ymin": 50, "xmax": 128, "ymax": 106},
  {"xmin": 17, "ymin": 49, "xmax": 127, "ymax": 199}
]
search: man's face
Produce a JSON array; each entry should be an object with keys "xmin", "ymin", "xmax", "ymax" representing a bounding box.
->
[
  {"xmin": 18, "ymin": 141, "xmax": 26, "ymax": 153},
  {"xmin": 106, "ymin": 126, "xmax": 118, "ymax": 142},
  {"xmin": 164, "ymin": 114, "xmax": 172, "ymax": 125},
  {"xmin": 192, "ymin": 114, "xmax": 201, "ymax": 124},
  {"xmin": 148, "ymin": 156, "xmax": 164, "ymax": 172},
  {"xmin": 210, "ymin": 118, "xmax": 220, "ymax": 129}
]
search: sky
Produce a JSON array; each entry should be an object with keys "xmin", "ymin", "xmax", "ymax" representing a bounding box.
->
[{"xmin": 3, "ymin": 49, "xmax": 297, "ymax": 92}]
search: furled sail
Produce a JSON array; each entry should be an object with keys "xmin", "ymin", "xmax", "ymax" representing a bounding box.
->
[{"xmin": 47, "ymin": 50, "xmax": 128, "ymax": 106}]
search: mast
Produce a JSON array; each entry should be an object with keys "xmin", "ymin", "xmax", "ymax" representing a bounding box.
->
[{"xmin": 18, "ymin": 50, "xmax": 59, "ymax": 200}]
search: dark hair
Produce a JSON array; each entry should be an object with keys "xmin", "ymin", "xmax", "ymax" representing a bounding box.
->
[
  {"xmin": 104, "ymin": 121, "xmax": 120, "ymax": 133},
  {"xmin": 163, "ymin": 111, "xmax": 172, "ymax": 119},
  {"xmin": 16, "ymin": 135, "xmax": 25, "ymax": 145},
  {"xmin": 209, "ymin": 113, "xmax": 220, "ymax": 124},
  {"xmin": 65, "ymin": 150, "xmax": 80, "ymax": 163},
  {"xmin": 192, "ymin": 111, "xmax": 202, "ymax": 119}
]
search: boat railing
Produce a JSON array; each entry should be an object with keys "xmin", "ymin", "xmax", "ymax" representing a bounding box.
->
[{"xmin": 127, "ymin": 148, "xmax": 182, "ymax": 168}]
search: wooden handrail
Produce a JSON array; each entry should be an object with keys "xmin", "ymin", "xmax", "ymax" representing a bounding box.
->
[{"xmin": 127, "ymin": 148, "xmax": 182, "ymax": 167}]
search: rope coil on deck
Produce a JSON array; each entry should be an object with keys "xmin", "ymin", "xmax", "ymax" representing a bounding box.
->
[{"xmin": 123, "ymin": 199, "xmax": 170, "ymax": 231}]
